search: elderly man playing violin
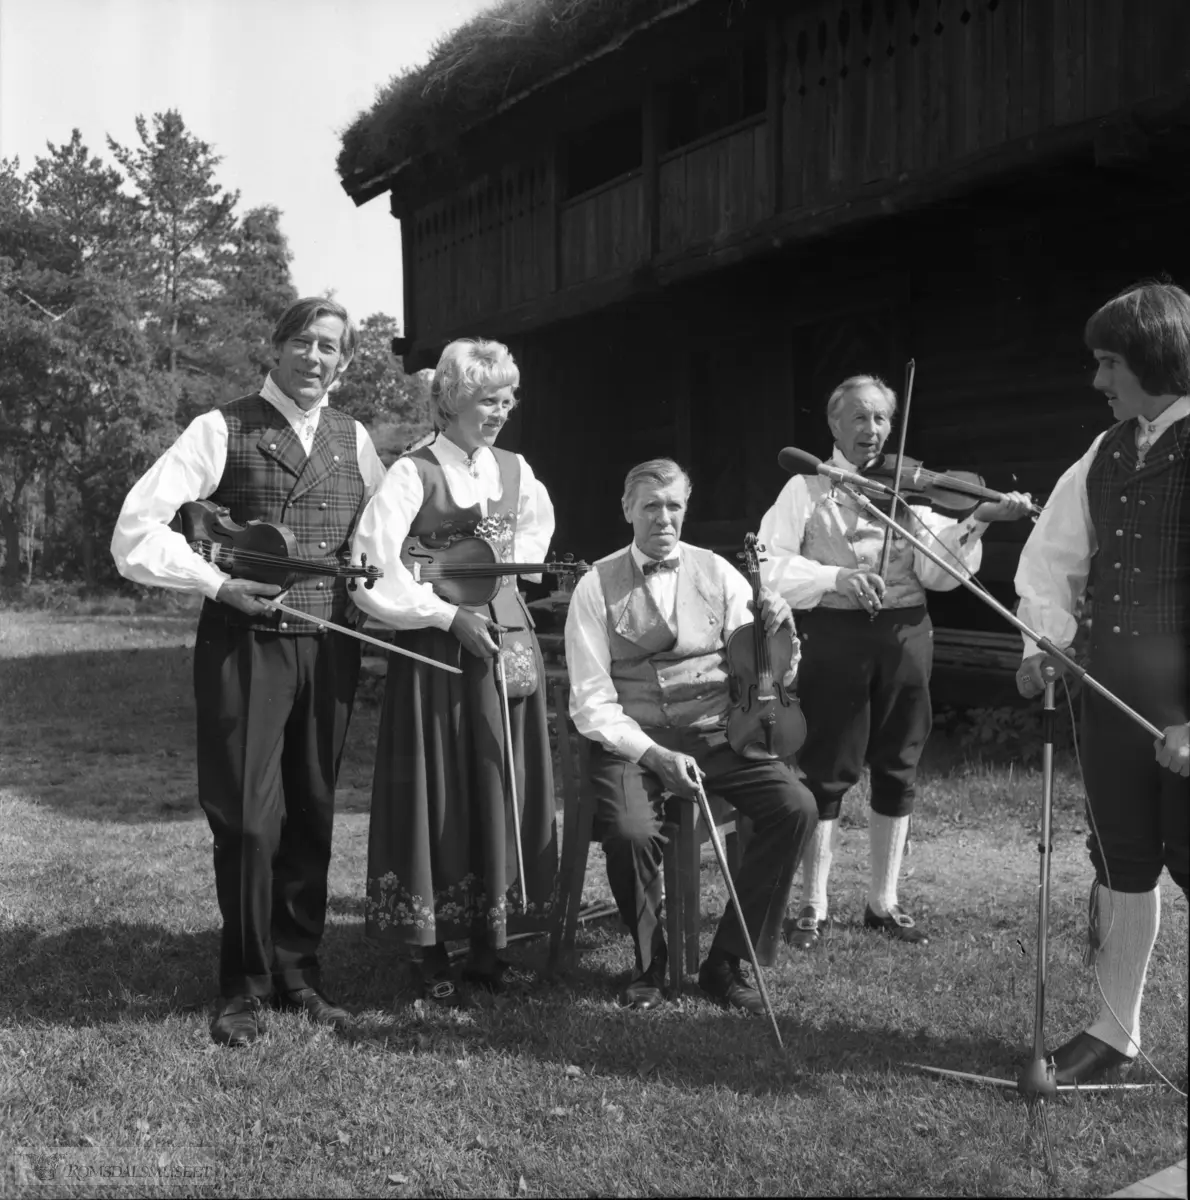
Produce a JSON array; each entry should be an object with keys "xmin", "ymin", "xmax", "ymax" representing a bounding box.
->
[
  {"xmin": 112, "ymin": 297, "xmax": 386, "ymax": 1047},
  {"xmin": 564, "ymin": 458, "xmax": 818, "ymax": 1013},
  {"xmin": 758, "ymin": 375, "xmax": 1032, "ymax": 950},
  {"xmin": 1015, "ymin": 281, "xmax": 1189, "ymax": 1086}
]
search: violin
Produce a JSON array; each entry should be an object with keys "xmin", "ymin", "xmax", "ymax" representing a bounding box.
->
[
  {"xmin": 402, "ymin": 531, "xmax": 589, "ymax": 607},
  {"xmin": 174, "ymin": 500, "xmax": 382, "ymax": 590},
  {"xmin": 859, "ymin": 454, "xmax": 1043, "ymax": 519},
  {"xmin": 725, "ymin": 534, "xmax": 807, "ymax": 761}
]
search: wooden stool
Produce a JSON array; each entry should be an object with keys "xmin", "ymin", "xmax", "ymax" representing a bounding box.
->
[{"xmin": 549, "ymin": 681, "xmax": 745, "ymax": 995}]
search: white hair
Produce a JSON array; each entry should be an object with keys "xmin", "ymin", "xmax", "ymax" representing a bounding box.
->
[{"xmin": 825, "ymin": 374, "xmax": 898, "ymax": 423}]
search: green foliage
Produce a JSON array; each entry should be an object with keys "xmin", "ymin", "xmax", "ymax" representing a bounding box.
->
[
  {"xmin": 332, "ymin": 313, "xmax": 434, "ymax": 462},
  {"xmin": 934, "ymin": 689, "xmax": 1082, "ymax": 766},
  {"xmin": 0, "ymin": 113, "xmax": 316, "ymax": 590}
]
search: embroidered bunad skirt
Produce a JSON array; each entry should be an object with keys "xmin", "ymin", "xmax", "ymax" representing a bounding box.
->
[{"xmin": 364, "ymin": 605, "xmax": 558, "ymax": 950}]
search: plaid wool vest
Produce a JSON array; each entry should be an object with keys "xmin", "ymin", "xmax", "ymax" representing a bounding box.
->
[
  {"xmin": 1086, "ymin": 414, "xmax": 1190, "ymax": 638},
  {"xmin": 202, "ymin": 393, "xmax": 366, "ymax": 634}
]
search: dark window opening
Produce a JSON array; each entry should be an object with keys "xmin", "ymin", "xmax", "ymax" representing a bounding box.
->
[
  {"xmin": 563, "ymin": 107, "xmax": 642, "ymax": 199},
  {"xmin": 661, "ymin": 38, "xmax": 767, "ymax": 153}
]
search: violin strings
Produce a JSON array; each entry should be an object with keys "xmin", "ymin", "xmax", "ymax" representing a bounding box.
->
[
  {"xmin": 202, "ymin": 543, "xmax": 366, "ymax": 576},
  {"xmin": 410, "ymin": 563, "xmax": 573, "ymax": 577}
]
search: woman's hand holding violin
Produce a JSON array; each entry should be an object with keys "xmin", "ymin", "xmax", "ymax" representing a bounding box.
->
[
  {"xmin": 450, "ymin": 607, "xmax": 501, "ymax": 658},
  {"xmin": 972, "ymin": 491, "xmax": 1034, "ymax": 523}
]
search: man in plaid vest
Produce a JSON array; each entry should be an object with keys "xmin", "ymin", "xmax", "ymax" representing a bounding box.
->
[
  {"xmin": 112, "ymin": 297, "xmax": 387, "ymax": 1046},
  {"xmin": 1016, "ymin": 281, "xmax": 1190, "ymax": 1085}
]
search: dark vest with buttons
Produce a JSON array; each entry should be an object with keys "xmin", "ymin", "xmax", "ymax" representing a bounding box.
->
[
  {"xmin": 404, "ymin": 443, "xmax": 525, "ymax": 632},
  {"xmin": 1086, "ymin": 414, "xmax": 1190, "ymax": 638},
  {"xmin": 201, "ymin": 393, "xmax": 366, "ymax": 634}
]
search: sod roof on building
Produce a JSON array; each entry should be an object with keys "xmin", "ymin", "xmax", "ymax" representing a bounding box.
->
[{"xmin": 336, "ymin": 0, "xmax": 703, "ymax": 203}]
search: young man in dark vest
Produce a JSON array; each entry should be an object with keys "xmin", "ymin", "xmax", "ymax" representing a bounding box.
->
[
  {"xmin": 112, "ymin": 297, "xmax": 387, "ymax": 1046},
  {"xmin": 564, "ymin": 458, "xmax": 818, "ymax": 1013},
  {"xmin": 1016, "ymin": 280, "xmax": 1190, "ymax": 1085}
]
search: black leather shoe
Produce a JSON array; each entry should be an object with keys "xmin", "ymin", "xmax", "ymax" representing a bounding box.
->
[
  {"xmin": 698, "ymin": 958, "xmax": 766, "ymax": 1016},
  {"xmin": 1050, "ymin": 1031, "xmax": 1132, "ymax": 1086},
  {"xmin": 619, "ymin": 947, "xmax": 668, "ymax": 1010},
  {"xmin": 276, "ymin": 986, "xmax": 349, "ymax": 1027},
  {"xmin": 864, "ymin": 904, "xmax": 928, "ymax": 945},
  {"xmin": 620, "ymin": 976, "xmax": 666, "ymax": 1010},
  {"xmin": 783, "ymin": 906, "xmax": 826, "ymax": 951},
  {"xmin": 461, "ymin": 957, "xmax": 512, "ymax": 993},
  {"xmin": 210, "ymin": 995, "xmax": 266, "ymax": 1047}
]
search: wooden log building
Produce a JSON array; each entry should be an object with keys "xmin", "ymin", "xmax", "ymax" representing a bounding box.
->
[{"xmin": 338, "ymin": 0, "xmax": 1190, "ymax": 701}]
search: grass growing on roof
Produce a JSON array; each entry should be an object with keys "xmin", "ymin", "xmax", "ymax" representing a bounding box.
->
[
  {"xmin": 337, "ymin": 0, "xmax": 696, "ymax": 192},
  {"xmin": 1, "ymin": 608, "xmax": 1186, "ymax": 1197}
]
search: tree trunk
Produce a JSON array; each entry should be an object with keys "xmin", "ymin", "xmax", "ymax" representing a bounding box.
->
[{"xmin": 0, "ymin": 494, "xmax": 25, "ymax": 587}]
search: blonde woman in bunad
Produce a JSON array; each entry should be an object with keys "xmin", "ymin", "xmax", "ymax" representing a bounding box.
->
[{"xmin": 351, "ymin": 339, "xmax": 558, "ymax": 1006}]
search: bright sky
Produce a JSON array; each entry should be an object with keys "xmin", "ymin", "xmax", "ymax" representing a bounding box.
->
[{"xmin": 0, "ymin": 0, "xmax": 494, "ymax": 327}]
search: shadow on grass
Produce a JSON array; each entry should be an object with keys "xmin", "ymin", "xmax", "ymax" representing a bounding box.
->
[
  {"xmin": 1, "ymin": 912, "xmax": 1009, "ymax": 1099},
  {"xmin": 0, "ymin": 921, "xmax": 221, "ymax": 1024}
]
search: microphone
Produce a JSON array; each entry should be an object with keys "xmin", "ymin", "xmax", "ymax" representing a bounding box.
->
[{"xmin": 776, "ymin": 447, "xmax": 896, "ymax": 496}]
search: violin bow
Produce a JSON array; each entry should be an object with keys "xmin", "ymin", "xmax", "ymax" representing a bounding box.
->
[
  {"xmin": 260, "ymin": 600, "xmax": 462, "ymax": 673},
  {"xmin": 873, "ymin": 357, "xmax": 916, "ymax": 615},
  {"xmin": 691, "ymin": 773, "xmax": 784, "ymax": 1051},
  {"xmin": 491, "ymin": 627, "xmax": 529, "ymax": 912}
]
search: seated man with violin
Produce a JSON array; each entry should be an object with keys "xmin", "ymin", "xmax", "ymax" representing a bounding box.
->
[
  {"xmin": 759, "ymin": 375, "xmax": 1032, "ymax": 950},
  {"xmin": 111, "ymin": 297, "xmax": 386, "ymax": 1046},
  {"xmin": 564, "ymin": 457, "xmax": 818, "ymax": 1013}
]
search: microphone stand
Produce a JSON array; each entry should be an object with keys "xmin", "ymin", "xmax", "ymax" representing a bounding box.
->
[{"xmin": 827, "ymin": 481, "xmax": 1162, "ymax": 1174}]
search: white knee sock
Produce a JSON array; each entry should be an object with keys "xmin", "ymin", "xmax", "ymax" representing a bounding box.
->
[
  {"xmin": 867, "ymin": 812, "xmax": 910, "ymax": 917},
  {"xmin": 799, "ymin": 819, "xmax": 835, "ymax": 920},
  {"xmin": 1086, "ymin": 885, "xmax": 1160, "ymax": 1057}
]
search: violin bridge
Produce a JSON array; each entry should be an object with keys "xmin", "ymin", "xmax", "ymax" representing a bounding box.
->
[{"xmin": 410, "ymin": 561, "xmax": 422, "ymax": 583}]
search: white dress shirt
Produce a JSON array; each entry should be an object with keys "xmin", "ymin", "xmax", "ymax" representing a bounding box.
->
[
  {"xmin": 350, "ymin": 433, "xmax": 556, "ymax": 632},
  {"xmin": 757, "ymin": 446, "xmax": 988, "ymax": 608},
  {"xmin": 565, "ymin": 542, "xmax": 757, "ymax": 763},
  {"xmin": 1016, "ymin": 395, "xmax": 1190, "ymax": 657},
  {"xmin": 111, "ymin": 372, "xmax": 387, "ymax": 599}
]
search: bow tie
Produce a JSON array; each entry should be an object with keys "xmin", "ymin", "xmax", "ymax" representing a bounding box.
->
[{"xmin": 642, "ymin": 557, "xmax": 679, "ymax": 576}]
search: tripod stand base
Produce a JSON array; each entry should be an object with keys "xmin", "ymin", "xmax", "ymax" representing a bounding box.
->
[
  {"xmin": 1018, "ymin": 1055, "xmax": 1059, "ymax": 1100},
  {"xmin": 903, "ymin": 1061, "xmax": 1161, "ymax": 1093}
]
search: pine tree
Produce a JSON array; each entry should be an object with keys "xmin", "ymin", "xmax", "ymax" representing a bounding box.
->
[{"xmin": 108, "ymin": 111, "xmax": 239, "ymax": 412}]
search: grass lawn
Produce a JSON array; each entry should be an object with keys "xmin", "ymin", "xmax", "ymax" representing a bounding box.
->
[{"xmin": 0, "ymin": 607, "xmax": 1185, "ymax": 1198}]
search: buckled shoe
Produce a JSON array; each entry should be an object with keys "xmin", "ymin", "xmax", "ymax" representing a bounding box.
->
[
  {"xmin": 1050, "ymin": 1031, "xmax": 1132, "ymax": 1086},
  {"xmin": 864, "ymin": 904, "xmax": 929, "ymax": 945},
  {"xmin": 783, "ymin": 905, "xmax": 826, "ymax": 951}
]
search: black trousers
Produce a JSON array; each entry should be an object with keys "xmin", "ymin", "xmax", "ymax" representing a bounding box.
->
[
  {"xmin": 795, "ymin": 606, "xmax": 934, "ymax": 820},
  {"xmin": 1082, "ymin": 632, "xmax": 1188, "ymax": 894},
  {"xmin": 590, "ymin": 727, "xmax": 817, "ymax": 975},
  {"xmin": 193, "ymin": 615, "xmax": 361, "ymax": 998}
]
